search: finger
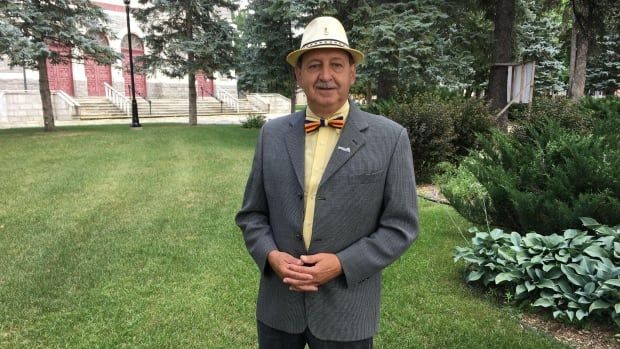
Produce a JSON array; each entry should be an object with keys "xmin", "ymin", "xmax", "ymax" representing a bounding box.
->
[
  {"xmin": 289, "ymin": 284, "xmax": 319, "ymax": 292},
  {"xmin": 282, "ymin": 276, "xmax": 317, "ymax": 286},
  {"xmin": 300, "ymin": 254, "xmax": 320, "ymax": 265},
  {"xmin": 281, "ymin": 269, "xmax": 314, "ymax": 281},
  {"xmin": 282, "ymin": 278, "xmax": 319, "ymax": 287},
  {"xmin": 283, "ymin": 257, "xmax": 304, "ymax": 265},
  {"xmin": 286, "ymin": 264, "xmax": 315, "ymax": 275},
  {"xmin": 278, "ymin": 253, "xmax": 303, "ymax": 265}
]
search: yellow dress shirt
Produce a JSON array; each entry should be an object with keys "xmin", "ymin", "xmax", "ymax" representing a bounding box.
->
[{"xmin": 303, "ymin": 101, "xmax": 350, "ymax": 249}]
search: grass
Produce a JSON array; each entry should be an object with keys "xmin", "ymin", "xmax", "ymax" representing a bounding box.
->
[{"xmin": 0, "ymin": 124, "xmax": 568, "ymax": 348}]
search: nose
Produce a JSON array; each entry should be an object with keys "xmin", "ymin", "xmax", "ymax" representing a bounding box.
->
[{"xmin": 318, "ymin": 65, "xmax": 332, "ymax": 81}]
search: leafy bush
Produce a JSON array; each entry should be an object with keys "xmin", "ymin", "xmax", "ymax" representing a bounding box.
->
[
  {"xmin": 462, "ymin": 119, "xmax": 620, "ymax": 234},
  {"xmin": 241, "ymin": 113, "xmax": 266, "ymax": 129},
  {"xmin": 454, "ymin": 218, "xmax": 620, "ymax": 326},
  {"xmin": 452, "ymin": 98, "xmax": 494, "ymax": 157},
  {"xmin": 581, "ymin": 96, "xmax": 620, "ymax": 141},
  {"xmin": 581, "ymin": 96, "xmax": 620, "ymax": 121},
  {"xmin": 435, "ymin": 161, "xmax": 494, "ymax": 225},
  {"xmin": 367, "ymin": 93, "xmax": 493, "ymax": 182},
  {"xmin": 368, "ymin": 94, "xmax": 456, "ymax": 182},
  {"xmin": 510, "ymin": 97, "xmax": 594, "ymax": 133}
]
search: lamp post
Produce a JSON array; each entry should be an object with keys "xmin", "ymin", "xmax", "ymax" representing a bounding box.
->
[{"xmin": 124, "ymin": 0, "xmax": 141, "ymax": 128}]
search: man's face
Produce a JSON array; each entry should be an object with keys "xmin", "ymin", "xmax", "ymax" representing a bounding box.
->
[{"xmin": 295, "ymin": 48, "xmax": 356, "ymax": 117}]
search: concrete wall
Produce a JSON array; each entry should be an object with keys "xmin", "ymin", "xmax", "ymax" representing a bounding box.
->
[
  {"xmin": 247, "ymin": 93, "xmax": 291, "ymax": 114},
  {"xmin": 0, "ymin": 90, "xmax": 76, "ymax": 123}
]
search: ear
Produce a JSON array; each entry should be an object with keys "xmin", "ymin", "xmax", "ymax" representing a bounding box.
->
[
  {"xmin": 294, "ymin": 65, "xmax": 302, "ymax": 82},
  {"xmin": 350, "ymin": 64, "xmax": 357, "ymax": 84}
]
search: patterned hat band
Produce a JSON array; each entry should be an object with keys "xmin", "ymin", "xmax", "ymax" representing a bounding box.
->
[
  {"xmin": 286, "ymin": 16, "xmax": 365, "ymax": 66},
  {"xmin": 302, "ymin": 39, "xmax": 349, "ymax": 49}
]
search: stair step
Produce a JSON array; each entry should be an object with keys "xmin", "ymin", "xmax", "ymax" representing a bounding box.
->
[{"xmin": 74, "ymin": 97, "xmax": 262, "ymax": 120}]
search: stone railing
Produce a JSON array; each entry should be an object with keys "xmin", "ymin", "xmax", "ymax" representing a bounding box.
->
[
  {"xmin": 104, "ymin": 82, "xmax": 130, "ymax": 116},
  {"xmin": 246, "ymin": 94, "xmax": 269, "ymax": 113},
  {"xmin": 56, "ymin": 90, "xmax": 80, "ymax": 118},
  {"xmin": 215, "ymin": 88, "xmax": 239, "ymax": 113},
  {"xmin": 247, "ymin": 93, "xmax": 291, "ymax": 114}
]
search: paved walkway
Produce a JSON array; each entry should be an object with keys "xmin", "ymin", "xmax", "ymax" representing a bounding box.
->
[{"xmin": 0, "ymin": 113, "xmax": 289, "ymax": 129}]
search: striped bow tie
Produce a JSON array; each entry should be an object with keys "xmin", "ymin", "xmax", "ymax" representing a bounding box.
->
[{"xmin": 304, "ymin": 115, "xmax": 345, "ymax": 133}]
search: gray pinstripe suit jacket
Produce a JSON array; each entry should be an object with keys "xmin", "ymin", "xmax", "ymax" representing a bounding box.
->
[{"xmin": 235, "ymin": 102, "xmax": 419, "ymax": 341}]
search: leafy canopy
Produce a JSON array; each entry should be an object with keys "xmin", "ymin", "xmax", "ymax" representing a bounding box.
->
[
  {"xmin": 133, "ymin": 0, "xmax": 237, "ymax": 78},
  {"xmin": 0, "ymin": 0, "xmax": 119, "ymax": 68}
]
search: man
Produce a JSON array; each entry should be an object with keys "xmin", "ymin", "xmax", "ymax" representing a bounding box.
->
[{"xmin": 236, "ymin": 16, "xmax": 419, "ymax": 348}]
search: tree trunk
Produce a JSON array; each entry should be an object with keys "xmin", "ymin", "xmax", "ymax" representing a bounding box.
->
[
  {"xmin": 188, "ymin": 69, "xmax": 197, "ymax": 126},
  {"xmin": 377, "ymin": 71, "xmax": 397, "ymax": 101},
  {"xmin": 365, "ymin": 81, "xmax": 373, "ymax": 105},
  {"xmin": 185, "ymin": 3, "xmax": 197, "ymax": 126},
  {"xmin": 487, "ymin": 0, "xmax": 515, "ymax": 129},
  {"xmin": 289, "ymin": 75, "xmax": 297, "ymax": 114},
  {"xmin": 568, "ymin": 0, "xmax": 589, "ymax": 100},
  {"xmin": 37, "ymin": 55, "xmax": 55, "ymax": 131}
]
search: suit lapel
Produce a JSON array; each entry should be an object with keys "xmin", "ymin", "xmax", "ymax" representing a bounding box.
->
[
  {"xmin": 320, "ymin": 104, "xmax": 368, "ymax": 186},
  {"xmin": 284, "ymin": 111, "xmax": 306, "ymax": 189}
]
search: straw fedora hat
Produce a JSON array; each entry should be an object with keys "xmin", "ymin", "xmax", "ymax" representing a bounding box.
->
[{"xmin": 286, "ymin": 16, "xmax": 364, "ymax": 67}]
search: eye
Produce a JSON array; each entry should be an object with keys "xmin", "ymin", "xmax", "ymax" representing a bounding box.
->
[{"xmin": 332, "ymin": 63, "xmax": 344, "ymax": 71}]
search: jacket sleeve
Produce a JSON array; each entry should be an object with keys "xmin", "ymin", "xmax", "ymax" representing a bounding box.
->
[
  {"xmin": 336, "ymin": 128, "xmax": 419, "ymax": 287},
  {"xmin": 235, "ymin": 126, "xmax": 278, "ymax": 273}
]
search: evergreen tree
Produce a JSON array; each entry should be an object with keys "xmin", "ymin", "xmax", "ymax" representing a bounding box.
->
[
  {"xmin": 567, "ymin": 0, "xmax": 619, "ymax": 99},
  {"xmin": 346, "ymin": 1, "xmax": 493, "ymax": 101},
  {"xmin": 585, "ymin": 5, "xmax": 620, "ymax": 95},
  {"xmin": 586, "ymin": 33, "xmax": 620, "ymax": 95},
  {"xmin": 134, "ymin": 0, "xmax": 237, "ymax": 125},
  {"xmin": 0, "ymin": 0, "xmax": 119, "ymax": 131},
  {"xmin": 236, "ymin": 0, "xmax": 297, "ymax": 112},
  {"xmin": 432, "ymin": 3, "xmax": 492, "ymax": 96},
  {"xmin": 350, "ymin": 1, "xmax": 451, "ymax": 100},
  {"xmin": 516, "ymin": 0, "xmax": 566, "ymax": 95}
]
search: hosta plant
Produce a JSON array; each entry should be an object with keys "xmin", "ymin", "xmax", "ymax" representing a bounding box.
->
[{"xmin": 454, "ymin": 218, "xmax": 620, "ymax": 326}]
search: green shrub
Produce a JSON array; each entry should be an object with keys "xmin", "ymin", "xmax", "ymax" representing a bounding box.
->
[
  {"xmin": 367, "ymin": 93, "xmax": 493, "ymax": 182},
  {"xmin": 581, "ymin": 96, "xmax": 620, "ymax": 141},
  {"xmin": 463, "ymin": 119, "xmax": 620, "ymax": 234},
  {"xmin": 581, "ymin": 96, "xmax": 620, "ymax": 121},
  {"xmin": 510, "ymin": 97, "xmax": 594, "ymax": 133},
  {"xmin": 241, "ymin": 113, "xmax": 266, "ymax": 129},
  {"xmin": 454, "ymin": 218, "xmax": 620, "ymax": 327},
  {"xmin": 368, "ymin": 94, "xmax": 456, "ymax": 182},
  {"xmin": 452, "ymin": 98, "xmax": 494, "ymax": 157},
  {"xmin": 435, "ymin": 162, "xmax": 494, "ymax": 225}
]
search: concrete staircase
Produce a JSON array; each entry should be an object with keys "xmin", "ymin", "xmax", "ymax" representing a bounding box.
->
[
  {"xmin": 74, "ymin": 96, "xmax": 262, "ymax": 120},
  {"xmin": 75, "ymin": 97, "xmax": 127, "ymax": 119}
]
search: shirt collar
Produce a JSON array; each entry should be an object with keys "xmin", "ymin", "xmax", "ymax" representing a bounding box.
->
[{"xmin": 306, "ymin": 101, "xmax": 350, "ymax": 124}]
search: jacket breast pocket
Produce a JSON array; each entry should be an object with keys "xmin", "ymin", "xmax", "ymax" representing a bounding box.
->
[{"xmin": 348, "ymin": 170, "xmax": 384, "ymax": 185}]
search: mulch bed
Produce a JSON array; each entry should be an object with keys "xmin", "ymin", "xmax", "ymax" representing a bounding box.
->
[{"xmin": 521, "ymin": 313, "xmax": 619, "ymax": 349}]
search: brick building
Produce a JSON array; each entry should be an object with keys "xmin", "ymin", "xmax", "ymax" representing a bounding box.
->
[{"xmin": 0, "ymin": 0, "xmax": 238, "ymax": 99}]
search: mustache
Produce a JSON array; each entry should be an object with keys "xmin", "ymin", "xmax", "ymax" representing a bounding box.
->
[{"xmin": 315, "ymin": 82, "xmax": 337, "ymax": 89}]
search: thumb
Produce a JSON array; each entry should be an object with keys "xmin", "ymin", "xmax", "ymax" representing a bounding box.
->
[{"xmin": 300, "ymin": 254, "xmax": 320, "ymax": 264}]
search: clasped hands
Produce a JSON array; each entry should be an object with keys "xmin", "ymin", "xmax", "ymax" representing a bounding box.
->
[{"xmin": 267, "ymin": 250, "xmax": 342, "ymax": 292}]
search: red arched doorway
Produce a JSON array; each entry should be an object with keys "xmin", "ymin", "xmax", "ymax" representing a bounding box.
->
[
  {"xmin": 85, "ymin": 33, "xmax": 112, "ymax": 96},
  {"xmin": 196, "ymin": 72, "xmax": 214, "ymax": 97},
  {"xmin": 47, "ymin": 42, "xmax": 74, "ymax": 96},
  {"xmin": 121, "ymin": 34, "xmax": 147, "ymax": 97}
]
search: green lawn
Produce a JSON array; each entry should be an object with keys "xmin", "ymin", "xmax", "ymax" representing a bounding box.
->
[{"xmin": 0, "ymin": 124, "xmax": 568, "ymax": 348}]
